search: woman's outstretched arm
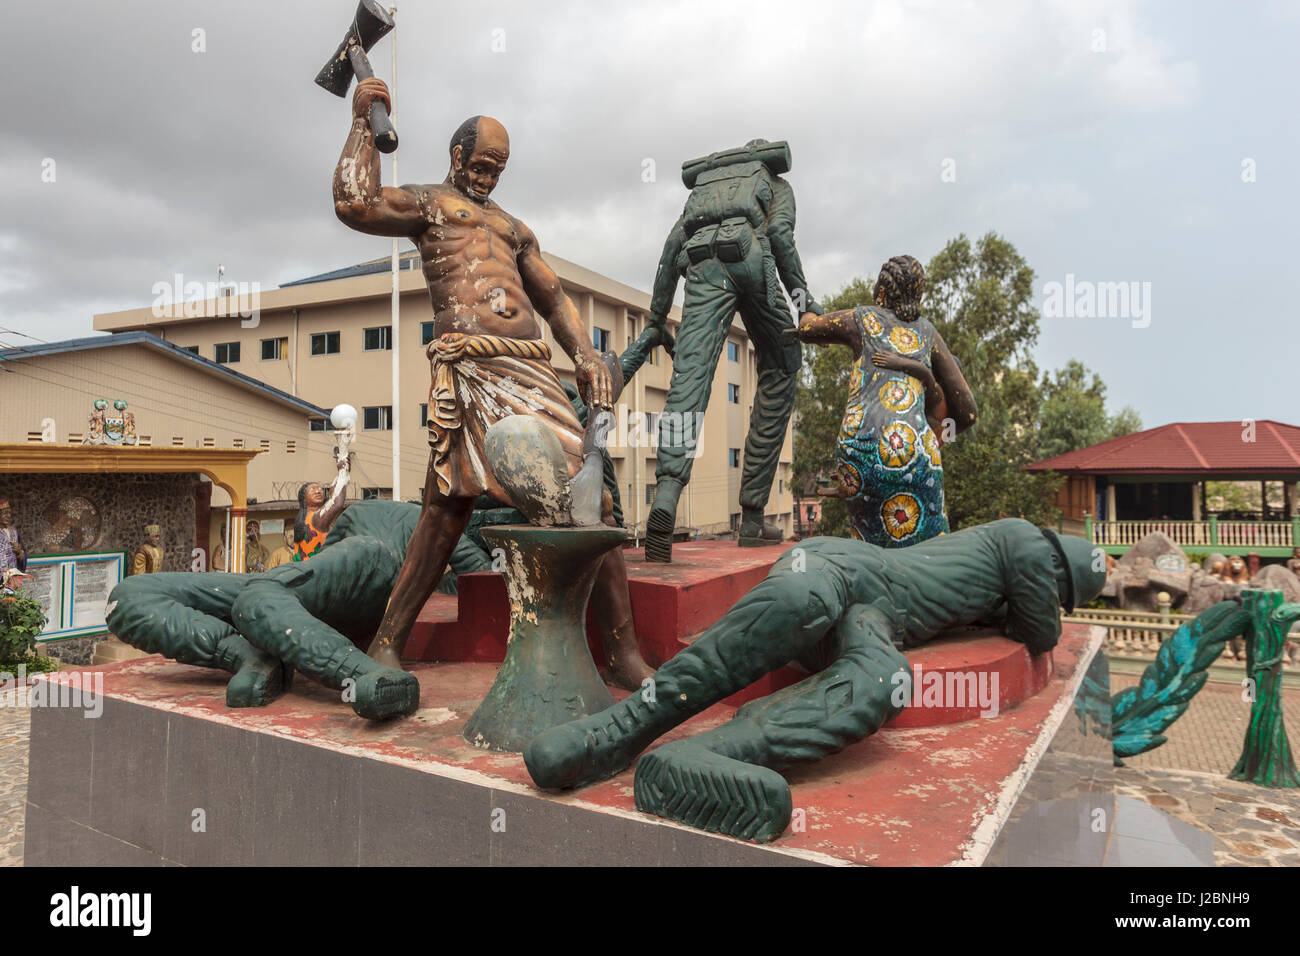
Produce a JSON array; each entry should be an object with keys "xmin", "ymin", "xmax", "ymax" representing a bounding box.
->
[{"xmin": 792, "ymin": 309, "xmax": 862, "ymax": 351}]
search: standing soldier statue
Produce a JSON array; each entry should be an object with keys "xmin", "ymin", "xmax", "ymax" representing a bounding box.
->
[{"xmin": 644, "ymin": 139, "xmax": 820, "ymax": 562}]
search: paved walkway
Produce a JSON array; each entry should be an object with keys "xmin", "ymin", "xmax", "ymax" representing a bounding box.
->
[
  {"xmin": 0, "ymin": 687, "xmax": 30, "ymax": 868},
  {"xmin": 1107, "ymin": 670, "xmax": 1300, "ymax": 866},
  {"xmin": 3, "ymin": 670, "xmax": 1298, "ymax": 867}
]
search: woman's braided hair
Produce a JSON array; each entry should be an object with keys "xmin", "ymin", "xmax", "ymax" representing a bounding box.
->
[
  {"xmin": 874, "ymin": 255, "xmax": 925, "ymax": 322},
  {"xmin": 294, "ymin": 482, "xmax": 311, "ymax": 546}
]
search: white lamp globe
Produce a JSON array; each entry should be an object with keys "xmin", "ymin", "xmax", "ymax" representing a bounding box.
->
[{"xmin": 330, "ymin": 404, "xmax": 358, "ymax": 430}]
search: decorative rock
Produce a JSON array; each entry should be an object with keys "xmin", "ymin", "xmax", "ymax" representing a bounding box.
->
[
  {"xmin": 1249, "ymin": 564, "xmax": 1300, "ymax": 604},
  {"xmin": 1184, "ymin": 575, "xmax": 1227, "ymax": 614},
  {"xmin": 1118, "ymin": 531, "xmax": 1184, "ymax": 567}
]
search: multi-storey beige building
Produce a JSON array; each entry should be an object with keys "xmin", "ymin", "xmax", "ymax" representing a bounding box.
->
[{"xmin": 92, "ymin": 252, "xmax": 796, "ymax": 537}]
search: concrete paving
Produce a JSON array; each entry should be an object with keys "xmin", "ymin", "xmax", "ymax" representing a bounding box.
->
[{"xmin": 0, "ymin": 685, "xmax": 30, "ymax": 867}]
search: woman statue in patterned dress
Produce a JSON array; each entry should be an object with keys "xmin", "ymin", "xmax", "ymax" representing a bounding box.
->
[{"xmin": 794, "ymin": 255, "xmax": 977, "ymax": 546}]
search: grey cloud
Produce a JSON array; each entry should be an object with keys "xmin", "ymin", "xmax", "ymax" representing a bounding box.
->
[{"xmin": 0, "ymin": 0, "xmax": 1295, "ymax": 425}]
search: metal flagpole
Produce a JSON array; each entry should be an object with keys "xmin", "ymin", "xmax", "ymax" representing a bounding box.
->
[{"xmin": 389, "ymin": 4, "xmax": 401, "ymax": 501}]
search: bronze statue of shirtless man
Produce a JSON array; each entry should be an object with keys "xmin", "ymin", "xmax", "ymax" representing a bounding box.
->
[{"xmin": 333, "ymin": 78, "xmax": 654, "ymax": 688}]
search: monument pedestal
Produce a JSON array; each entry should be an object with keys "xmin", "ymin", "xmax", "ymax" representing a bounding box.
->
[{"xmin": 25, "ymin": 623, "xmax": 1114, "ymax": 866}]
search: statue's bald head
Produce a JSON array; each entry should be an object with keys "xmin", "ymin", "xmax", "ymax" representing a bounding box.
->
[{"xmin": 449, "ymin": 116, "xmax": 510, "ymax": 202}]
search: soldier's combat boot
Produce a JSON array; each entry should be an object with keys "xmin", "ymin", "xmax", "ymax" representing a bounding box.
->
[
  {"xmin": 214, "ymin": 634, "xmax": 293, "ymax": 709},
  {"xmin": 634, "ymin": 740, "xmax": 792, "ymax": 842},
  {"xmin": 524, "ymin": 688, "xmax": 685, "ymax": 790},
  {"xmin": 323, "ymin": 645, "xmax": 421, "ymax": 721},
  {"xmin": 738, "ymin": 506, "xmax": 782, "ymax": 547},
  {"xmin": 645, "ymin": 478, "xmax": 683, "ymax": 563}
]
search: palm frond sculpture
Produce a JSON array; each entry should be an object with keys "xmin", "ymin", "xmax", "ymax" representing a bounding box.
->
[{"xmin": 1109, "ymin": 600, "xmax": 1249, "ymax": 764}]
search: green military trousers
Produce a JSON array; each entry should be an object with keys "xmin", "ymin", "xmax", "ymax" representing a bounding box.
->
[{"xmin": 656, "ymin": 254, "xmax": 801, "ymax": 511}]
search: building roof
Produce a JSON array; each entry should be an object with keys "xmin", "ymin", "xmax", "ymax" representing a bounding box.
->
[
  {"xmin": 0, "ymin": 331, "xmax": 328, "ymax": 419},
  {"xmin": 1026, "ymin": 420, "xmax": 1300, "ymax": 476},
  {"xmin": 280, "ymin": 251, "xmax": 423, "ymax": 287},
  {"xmin": 93, "ymin": 251, "xmax": 675, "ymax": 333}
]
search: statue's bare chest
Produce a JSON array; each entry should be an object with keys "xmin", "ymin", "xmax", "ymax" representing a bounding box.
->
[{"xmin": 420, "ymin": 189, "xmax": 519, "ymax": 251}]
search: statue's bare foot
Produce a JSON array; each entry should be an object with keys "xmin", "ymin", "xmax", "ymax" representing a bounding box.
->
[
  {"xmin": 368, "ymin": 641, "xmax": 403, "ymax": 671},
  {"xmin": 606, "ymin": 647, "xmax": 656, "ymax": 692}
]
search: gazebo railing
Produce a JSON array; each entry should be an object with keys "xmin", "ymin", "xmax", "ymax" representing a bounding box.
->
[
  {"xmin": 1087, "ymin": 517, "xmax": 1298, "ymax": 551},
  {"xmin": 1064, "ymin": 606, "xmax": 1300, "ymax": 658}
]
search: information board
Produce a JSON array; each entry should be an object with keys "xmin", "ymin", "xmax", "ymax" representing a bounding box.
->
[{"xmin": 24, "ymin": 551, "xmax": 126, "ymax": 640}]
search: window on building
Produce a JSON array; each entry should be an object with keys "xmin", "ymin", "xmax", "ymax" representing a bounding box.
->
[
  {"xmin": 309, "ymin": 419, "xmax": 329, "ymax": 431},
  {"xmin": 419, "ymin": 403, "xmax": 429, "ymax": 427},
  {"xmin": 727, "ymin": 341, "xmax": 740, "ymax": 363},
  {"xmin": 364, "ymin": 326, "xmax": 393, "ymax": 351},
  {"xmin": 729, "ymin": 448, "xmax": 741, "ymax": 468},
  {"xmin": 363, "ymin": 405, "xmax": 393, "ymax": 431},
  {"xmin": 260, "ymin": 337, "xmax": 288, "ymax": 361},
  {"xmin": 181, "ymin": 345, "xmax": 199, "ymax": 355},
  {"xmin": 311, "ymin": 331, "xmax": 341, "ymax": 355},
  {"xmin": 728, "ymin": 383, "xmax": 741, "ymax": 404},
  {"xmin": 645, "ymin": 483, "xmax": 656, "ymax": 506},
  {"xmin": 214, "ymin": 342, "xmax": 240, "ymax": 364},
  {"xmin": 593, "ymin": 327, "xmax": 610, "ymax": 352},
  {"xmin": 362, "ymin": 487, "xmax": 393, "ymax": 500}
]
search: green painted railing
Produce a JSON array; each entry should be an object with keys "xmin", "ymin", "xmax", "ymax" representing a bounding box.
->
[{"xmin": 1089, "ymin": 518, "xmax": 1295, "ymax": 551}]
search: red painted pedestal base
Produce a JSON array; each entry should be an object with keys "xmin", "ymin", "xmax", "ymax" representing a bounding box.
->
[{"xmin": 406, "ymin": 540, "xmax": 1052, "ymax": 723}]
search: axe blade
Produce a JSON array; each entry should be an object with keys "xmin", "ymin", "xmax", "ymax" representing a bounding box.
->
[{"xmin": 314, "ymin": 0, "xmax": 395, "ymax": 97}]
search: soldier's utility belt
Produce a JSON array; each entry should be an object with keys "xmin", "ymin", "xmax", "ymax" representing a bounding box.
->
[{"xmin": 680, "ymin": 217, "xmax": 758, "ymax": 266}]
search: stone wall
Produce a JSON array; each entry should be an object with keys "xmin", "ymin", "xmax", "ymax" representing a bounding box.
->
[{"xmin": 0, "ymin": 472, "xmax": 200, "ymax": 662}]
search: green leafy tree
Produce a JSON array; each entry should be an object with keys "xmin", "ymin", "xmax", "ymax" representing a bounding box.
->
[
  {"xmin": 1108, "ymin": 405, "xmax": 1143, "ymax": 440},
  {"xmin": 923, "ymin": 233, "xmax": 1061, "ymax": 528},
  {"xmin": 1038, "ymin": 360, "xmax": 1143, "ymax": 460},
  {"xmin": 0, "ymin": 589, "xmax": 56, "ymax": 671}
]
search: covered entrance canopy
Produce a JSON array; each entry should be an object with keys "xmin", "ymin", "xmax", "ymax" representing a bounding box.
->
[{"xmin": 0, "ymin": 443, "xmax": 262, "ymax": 572}]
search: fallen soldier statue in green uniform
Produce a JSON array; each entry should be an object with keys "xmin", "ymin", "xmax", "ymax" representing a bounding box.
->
[
  {"xmin": 107, "ymin": 502, "xmax": 446, "ymax": 720},
  {"xmin": 524, "ymin": 518, "xmax": 1108, "ymax": 841},
  {"xmin": 104, "ymin": 326, "xmax": 667, "ymax": 721}
]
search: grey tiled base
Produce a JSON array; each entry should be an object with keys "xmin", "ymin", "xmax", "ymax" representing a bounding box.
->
[
  {"xmin": 986, "ymin": 651, "xmax": 1215, "ymax": 867},
  {"xmin": 24, "ymin": 696, "xmax": 821, "ymax": 867}
]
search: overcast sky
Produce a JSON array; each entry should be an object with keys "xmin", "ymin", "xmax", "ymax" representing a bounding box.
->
[{"xmin": 2, "ymin": 0, "xmax": 1295, "ymax": 427}]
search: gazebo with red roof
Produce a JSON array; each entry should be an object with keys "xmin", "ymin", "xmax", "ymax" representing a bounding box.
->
[{"xmin": 1026, "ymin": 420, "xmax": 1300, "ymax": 558}]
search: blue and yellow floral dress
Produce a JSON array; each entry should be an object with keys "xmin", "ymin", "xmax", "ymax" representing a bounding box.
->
[{"xmin": 835, "ymin": 305, "xmax": 948, "ymax": 547}]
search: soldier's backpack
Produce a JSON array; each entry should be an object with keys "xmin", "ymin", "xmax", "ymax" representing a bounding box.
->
[{"xmin": 678, "ymin": 141, "xmax": 792, "ymax": 267}]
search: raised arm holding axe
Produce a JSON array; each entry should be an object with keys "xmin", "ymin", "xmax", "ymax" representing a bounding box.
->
[{"xmin": 315, "ymin": 4, "xmax": 654, "ymax": 690}]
